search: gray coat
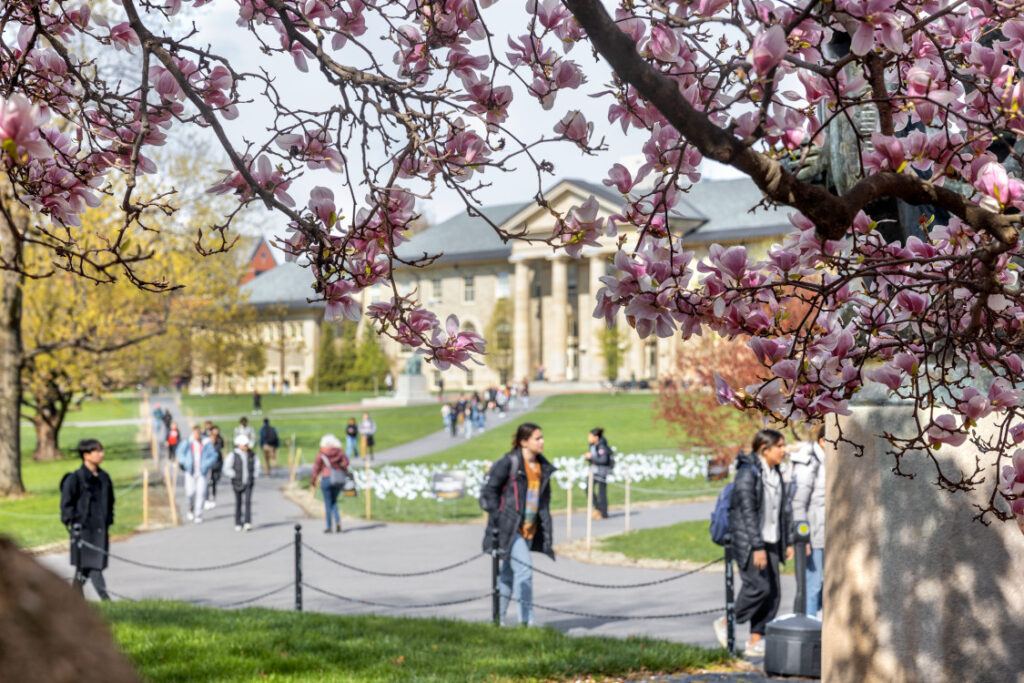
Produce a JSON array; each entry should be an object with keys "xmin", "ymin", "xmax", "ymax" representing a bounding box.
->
[{"xmin": 790, "ymin": 442, "xmax": 826, "ymax": 549}]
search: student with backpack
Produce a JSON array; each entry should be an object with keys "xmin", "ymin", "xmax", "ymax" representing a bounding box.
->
[
  {"xmin": 310, "ymin": 434, "xmax": 350, "ymax": 533},
  {"xmin": 223, "ymin": 433, "xmax": 261, "ymax": 531},
  {"xmin": 712, "ymin": 429, "xmax": 793, "ymax": 656},
  {"xmin": 479, "ymin": 423, "xmax": 556, "ymax": 627},
  {"xmin": 259, "ymin": 418, "xmax": 280, "ymax": 473},
  {"xmin": 583, "ymin": 427, "xmax": 614, "ymax": 519},
  {"xmin": 60, "ymin": 439, "xmax": 114, "ymax": 600},
  {"xmin": 791, "ymin": 425, "xmax": 827, "ymax": 617}
]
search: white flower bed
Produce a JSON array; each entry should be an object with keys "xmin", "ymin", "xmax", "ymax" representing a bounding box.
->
[{"xmin": 351, "ymin": 452, "xmax": 710, "ymax": 501}]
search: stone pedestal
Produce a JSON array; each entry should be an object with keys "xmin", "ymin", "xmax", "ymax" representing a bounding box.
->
[
  {"xmin": 362, "ymin": 373, "xmax": 431, "ymax": 407},
  {"xmin": 825, "ymin": 390, "xmax": 1024, "ymax": 682}
]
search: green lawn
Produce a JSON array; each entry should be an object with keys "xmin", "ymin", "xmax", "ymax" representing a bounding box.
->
[
  {"xmin": 101, "ymin": 601, "xmax": 731, "ymax": 682},
  {"xmin": 410, "ymin": 393, "xmax": 683, "ymax": 466},
  {"xmin": 21, "ymin": 395, "xmax": 142, "ymax": 425},
  {"xmin": 599, "ymin": 520, "xmax": 794, "ymax": 574},
  {"xmin": 182, "ymin": 391, "xmax": 372, "ymax": 418},
  {"xmin": 301, "ymin": 474, "xmax": 724, "ymax": 525},
  {"xmin": 1, "ymin": 423, "xmax": 147, "ymax": 548}
]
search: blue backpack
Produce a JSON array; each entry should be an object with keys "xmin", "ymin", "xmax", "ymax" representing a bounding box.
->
[{"xmin": 709, "ymin": 482, "xmax": 736, "ymax": 546}]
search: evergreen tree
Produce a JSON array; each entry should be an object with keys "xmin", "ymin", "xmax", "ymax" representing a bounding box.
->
[
  {"xmin": 351, "ymin": 326, "xmax": 393, "ymax": 390},
  {"xmin": 336, "ymin": 322, "xmax": 359, "ymax": 388},
  {"xmin": 313, "ymin": 324, "xmax": 341, "ymax": 390}
]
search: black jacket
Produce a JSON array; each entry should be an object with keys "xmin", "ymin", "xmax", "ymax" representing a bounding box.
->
[
  {"xmin": 479, "ymin": 449, "xmax": 556, "ymax": 559},
  {"xmin": 60, "ymin": 466, "xmax": 114, "ymax": 571},
  {"xmin": 728, "ymin": 453, "xmax": 791, "ymax": 568}
]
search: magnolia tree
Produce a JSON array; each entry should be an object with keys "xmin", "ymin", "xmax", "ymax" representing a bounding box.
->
[{"xmin": 2, "ymin": 0, "xmax": 1024, "ymax": 528}]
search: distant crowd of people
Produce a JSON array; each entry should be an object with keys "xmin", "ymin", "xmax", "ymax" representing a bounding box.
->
[{"xmin": 441, "ymin": 380, "xmax": 530, "ymax": 439}]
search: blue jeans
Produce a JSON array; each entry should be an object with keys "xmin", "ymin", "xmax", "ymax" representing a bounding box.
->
[
  {"xmin": 322, "ymin": 482, "xmax": 341, "ymax": 530},
  {"xmin": 498, "ymin": 535, "xmax": 533, "ymax": 625},
  {"xmin": 806, "ymin": 548, "xmax": 824, "ymax": 615},
  {"xmin": 346, "ymin": 435, "xmax": 358, "ymax": 457}
]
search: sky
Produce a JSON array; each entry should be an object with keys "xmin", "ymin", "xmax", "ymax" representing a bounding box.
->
[{"xmin": 154, "ymin": 0, "xmax": 743, "ymax": 252}]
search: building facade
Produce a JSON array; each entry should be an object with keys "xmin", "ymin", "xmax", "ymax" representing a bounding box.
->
[{"xmin": 225, "ymin": 177, "xmax": 794, "ymax": 394}]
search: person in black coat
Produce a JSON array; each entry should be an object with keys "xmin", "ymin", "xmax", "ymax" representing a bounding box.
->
[
  {"xmin": 59, "ymin": 438, "xmax": 115, "ymax": 600},
  {"xmin": 583, "ymin": 427, "xmax": 613, "ymax": 519},
  {"xmin": 479, "ymin": 422, "xmax": 556, "ymax": 626},
  {"xmin": 717, "ymin": 429, "xmax": 793, "ymax": 656}
]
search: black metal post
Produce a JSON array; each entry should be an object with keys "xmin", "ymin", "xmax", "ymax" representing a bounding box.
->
[
  {"xmin": 71, "ymin": 523, "xmax": 83, "ymax": 595},
  {"xmin": 490, "ymin": 526, "xmax": 500, "ymax": 626},
  {"xmin": 794, "ymin": 538, "xmax": 808, "ymax": 616},
  {"xmin": 724, "ymin": 543, "xmax": 735, "ymax": 654},
  {"xmin": 294, "ymin": 524, "xmax": 303, "ymax": 612}
]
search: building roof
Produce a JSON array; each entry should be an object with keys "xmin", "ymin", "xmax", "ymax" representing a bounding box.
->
[
  {"xmin": 562, "ymin": 177, "xmax": 707, "ymax": 222},
  {"xmin": 241, "ymin": 260, "xmax": 322, "ymax": 308},
  {"xmin": 395, "ymin": 201, "xmax": 526, "ymax": 265},
  {"xmin": 680, "ymin": 178, "xmax": 793, "ymax": 244}
]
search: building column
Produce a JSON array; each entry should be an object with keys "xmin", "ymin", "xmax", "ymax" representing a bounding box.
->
[
  {"xmin": 513, "ymin": 261, "xmax": 532, "ymax": 382},
  {"xmin": 588, "ymin": 255, "xmax": 606, "ymax": 382},
  {"xmin": 547, "ymin": 257, "xmax": 568, "ymax": 382}
]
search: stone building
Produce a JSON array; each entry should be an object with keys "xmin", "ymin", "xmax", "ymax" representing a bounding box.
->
[{"xmin": 216, "ymin": 177, "xmax": 793, "ymax": 394}]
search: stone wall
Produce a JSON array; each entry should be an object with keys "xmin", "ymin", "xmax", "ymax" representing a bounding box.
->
[{"xmin": 824, "ymin": 397, "xmax": 1024, "ymax": 682}]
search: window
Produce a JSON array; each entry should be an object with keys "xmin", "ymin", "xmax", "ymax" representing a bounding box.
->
[
  {"xmin": 496, "ymin": 271, "xmax": 510, "ymax": 298},
  {"xmin": 463, "ymin": 275, "xmax": 475, "ymax": 302},
  {"xmin": 465, "ymin": 369, "xmax": 474, "ymax": 386},
  {"xmin": 431, "ymin": 277, "xmax": 442, "ymax": 302}
]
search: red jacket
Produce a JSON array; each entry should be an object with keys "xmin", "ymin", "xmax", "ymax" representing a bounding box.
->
[{"xmin": 311, "ymin": 447, "xmax": 350, "ymax": 487}]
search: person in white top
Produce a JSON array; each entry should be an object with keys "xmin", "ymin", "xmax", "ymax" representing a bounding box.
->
[{"xmin": 791, "ymin": 425, "xmax": 827, "ymax": 617}]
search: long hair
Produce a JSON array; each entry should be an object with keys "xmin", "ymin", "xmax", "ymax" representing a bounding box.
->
[
  {"xmin": 751, "ymin": 428, "xmax": 784, "ymax": 455},
  {"xmin": 589, "ymin": 427, "xmax": 604, "ymax": 439},
  {"xmin": 513, "ymin": 422, "xmax": 541, "ymax": 450}
]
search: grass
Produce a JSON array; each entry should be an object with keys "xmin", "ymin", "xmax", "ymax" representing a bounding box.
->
[
  {"xmin": 20, "ymin": 395, "xmax": 143, "ymax": 425},
  {"xmin": 1, "ymin": 423, "xmax": 147, "ymax": 548},
  {"xmin": 300, "ymin": 474, "xmax": 724, "ymax": 525},
  {"xmin": 599, "ymin": 521, "xmax": 795, "ymax": 574},
  {"xmin": 101, "ymin": 601, "xmax": 731, "ymax": 682},
  {"xmin": 271, "ymin": 404, "xmax": 441, "ymax": 460},
  {"xmin": 181, "ymin": 391, "xmax": 372, "ymax": 418},
  {"xmin": 409, "ymin": 393, "xmax": 684, "ymax": 466}
]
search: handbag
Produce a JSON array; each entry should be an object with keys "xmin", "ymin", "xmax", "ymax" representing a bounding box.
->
[
  {"xmin": 342, "ymin": 476, "xmax": 358, "ymax": 497},
  {"xmin": 321, "ymin": 455, "xmax": 348, "ymax": 487}
]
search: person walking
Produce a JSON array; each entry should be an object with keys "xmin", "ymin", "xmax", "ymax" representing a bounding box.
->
[
  {"xmin": 479, "ymin": 423, "xmax": 556, "ymax": 627},
  {"xmin": 206, "ymin": 425, "xmax": 225, "ymax": 509},
  {"xmin": 252, "ymin": 390, "xmax": 263, "ymax": 416},
  {"xmin": 344, "ymin": 417, "xmax": 359, "ymax": 458},
  {"xmin": 234, "ymin": 416, "xmax": 255, "ymax": 448},
  {"xmin": 310, "ymin": 434, "xmax": 350, "ymax": 533},
  {"xmin": 442, "ymin": 403, "xmax": 453, "ymax": 436},
  {"xmin": 166, "ymin": 421, "xmax": 180, "ymax": 462},
  {"xmin": 791, "ymin": 424, "xmax": 827, "ymax": 618},
  {"xmin": 223, "ymin": 434, "xmax": 261, "ymax": 531},
  {"xmin": 177, "ymin": 426, "xmax": 219, "ymax": 523},
  {"xmin": 259, "ymin": 418, "xmax": 280, "ymax": 473},
  {"xmin": 60, "ymin": 439, "xmax": 114, "ymax": 600},
  {"xmin": 359, "ymin": 412, "xmax": 377, "ymax": 459},
  {"xmin": 583, "ymin": 427, "xmax": 614, "ymax": 520},
  {"xmin": 714, "ymin": 429, "xmax": 793, "ymax": 656}
]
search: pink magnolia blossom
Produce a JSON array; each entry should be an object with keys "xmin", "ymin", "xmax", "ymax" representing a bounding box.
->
[
  {"xmin": 308, "ymin": 187, "xmax": 337, "ymax": 228},
  {"xmin": 324, "ymin": 280, "xmax": 362, "ymax": 321},
  {"xmin": 554, "ymin": 110, "xmax": 592, "ymax": 147},
  {"xmin": 0, "ymin": 94, "xmax": 50, "ymax": 162},
  {"xmin": 749, "ymin": 25, "xmax": 787, "ymax": 77},
  {"xmin": 431, "ymin": 315, "xmax": 485, "ymax": 371},
  {"xmin": 556, "ymin": 195, "xmax": 604, "ymax": 258},
  {"xmin": 925, "ymin": 414, "xmax": 968, "ymax": 448}
]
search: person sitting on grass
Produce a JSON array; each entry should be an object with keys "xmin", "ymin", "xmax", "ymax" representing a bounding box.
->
[{"xmin": 60, "ymin": 438, "xmax": 114, "ymax": 601}]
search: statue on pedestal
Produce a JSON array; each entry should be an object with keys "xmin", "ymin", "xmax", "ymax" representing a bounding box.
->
[{"xmin": 403, "ymin": 354, "xmax": 422, "ymax": 376}]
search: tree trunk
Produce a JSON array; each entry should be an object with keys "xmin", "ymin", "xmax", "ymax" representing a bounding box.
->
[
  {"xmin": 31, "ymin": 415, "xmax": 62, "ymax": 462},
  {"xmin": 0, "ymin": 211, "xmax": 25, "ymax": 495}
]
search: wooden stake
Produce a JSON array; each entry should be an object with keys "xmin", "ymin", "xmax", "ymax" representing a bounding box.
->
[
  {"xmin": 625, "ymin": 469, "xmax": 632, "ymax": 533},
  {"xmin": 142, "ymin": 469, "xmax": 149, "ymax": 529},
  {"xmin": 364, "ymin": 457, "xmax": 372, "ymax": 520},
  {"xmin": 565, "ymin": 476, "xmax": 573, "ymax": 540},
  {"xmin": 585, "ymin": 469, "xmax": 594, "ymax": 554},
  {"xmin": 163, "ymin": 463, "xmax": 178, "ymax": 526}
]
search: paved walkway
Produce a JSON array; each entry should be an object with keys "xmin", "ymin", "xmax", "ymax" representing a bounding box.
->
[{"xmin": 40, "ymin": 392, "xmax": 797, "ymax": 665}]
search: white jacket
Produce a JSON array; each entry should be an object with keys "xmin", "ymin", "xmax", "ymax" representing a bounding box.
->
[{"xmin": 791, "ymin": 442, "xmax": 826, "ymax": 549}]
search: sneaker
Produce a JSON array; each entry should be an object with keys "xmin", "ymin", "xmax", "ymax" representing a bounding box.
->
[
  {"xmin": 193, "ymin": 517, "xmax": 203, "ymax": 524},
  {"xmin": 323, "ymin": 527, "xmax": 333, "ymax": 534},
  {"xmin": 243, "ymin": 523, "xmax": 252, "ymax": 531},
  {"xmin": 186, "ymin": 511, "xmax": 194, "ymax": 521},
  {"xmin": 713, "ymin": 616, "xmax": 728, "ymax": 648},
  {"xmin": 204, "ymin": 500, "xmax": 216, "ymax": 510},
  {"xmin": 235, "ymin": 525, "xmax": 242, "ymax": 532},
  {"xmin": 744, "ymin": 638, "xmax": 765, "ymax": 658}
]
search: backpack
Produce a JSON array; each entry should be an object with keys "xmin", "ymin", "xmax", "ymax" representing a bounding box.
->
[
  {"xmin": 480, "ymin": 453, "xmax": 520, "ymax": 552},
  {"xmin": 709, "ymin": 482, "xmax": 736, "ymax": 546}
]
